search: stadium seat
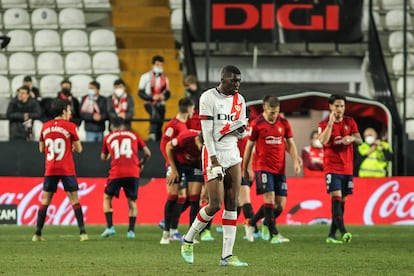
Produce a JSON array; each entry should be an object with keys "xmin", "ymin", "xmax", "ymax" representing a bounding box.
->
[
  {"xmin": 1, "ymin": 0, "xmax": 28, "ymax": 8},
  {"xmin": 0, "ymin": 53, "xmax": 8, "ymax": 75},
  {"xmin": 34, "ymin": 30, "xmax": 62, "ymax": 52},
  {"xmin": 37, "ymin": 52, "xmax": 65, "ymax": 75},
  {"xmin": 361, "ymin": 10, "xmax": 382, "ymax": 32},
  {"xmin": 392, "ymin": 54, "xmax": 414, "ymax": 75},
  {"xmin": 62, "ymin": 29, "xmax": 89, "ymax": 52},
  {"xmin": 69, "ymin": 74, "xmax": 93, "ymax": 99},
  {"xmin": 380, "ymin": 0, "xmax": 409, "ymax": 10},
  {"xmin": 385, "ymin": 10, "xmax": 413, "ymax": 31},
  {"xmin": 0, "ymin": 121, "xmax": 10, "ymax": 141},
  {"xmin": 396, "ymin": 76, "xmax": 414, "ymax": 99},
  {"xmin": 6, "ymin": 30, "xmax": 33, "ymax": 52},
  {"xmin": 11, "ymin": 75, "xmax": 38, "ymax": 94},
  {"xmin": 3, "ymin": 8, "xmax": 31, "ymax": 29},
  {"xmin": 29, "ymin": 0, "xmax": 56, "ymax": 8},
  {"xmin": 388, "ymin": 31, "xmax": 414, "ymax": 53},
  {"xmin": 0, "ymin": 13, "xmax": 3, "ymax": 29},
  {"xmin": 31, "ymin": 8, "xmax": 59, "ymax": 29},
  {"xmin": 40, "ymin": 75, "xmax": 64, "ymax": 97},
  {"xmin": 171, "ymin": 8, "xmax": 183, "ymax": 42},
  {"xmin": 411, "ymin": 0, "xmax": 414, "ymax": 9},
  {"xmin": 83, "ymin": 0, "xmax": 111, "ymax": 9},
  {"xmin": 8, "ymin": 52, "xmax": 36, "ymax": 75},
  {"xmin": 56, "ymin": 0, "xmax": 83, "ymax": 8},
  {"xmin": 59, "ymin": 8, "xmax": 86, "ymax": 29},
  {"xmin": 169, "ymin": 0, "xmax": 182, "ymax": 9},
  {"xmin": 406, "ymin": 119, "xmax": 414, "ymax": 135},
  {"xmin": 92, "ymin": 51, "xmax": 120, "ymax": 74},
  {"xmin": 89, "ymin": 29, "xmax": 117, "ymax": 51},
  {"xmin": 0, "ymin": 97, "xmax": 10, "ymax": 117},
  {"xmin": 96, "ymin": 74, "xmax": 118, "ymax": 96},
  {"xmin": 65, "ymin": 52, "xmax": 92, "ymax": 74},
  {"xmin": 0, "ymin": 75, "xmax": 11, "ymax": 98},
  {"xmin": 32, "ymin": 120, "xmax": 43, "ymax": 141}
]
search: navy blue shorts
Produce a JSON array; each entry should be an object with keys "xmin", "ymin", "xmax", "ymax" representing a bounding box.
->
[
  {"xmin": 255, "ymin": 171, "xmax": 287, "ymax": 196},
  {"xmin": 326, "ymin": 173, "xmax": 353, "ymax": 195},
  {"xmin": 43, "ymin": 176, "xmax": 78, "ymax": 193},
  {"xmin": 168, "ymin": 163, "xmax": 203, "ymax": 188},
  {"xmin": 105, "ymin": 177, "xmax": 139, "ymax": 200}
]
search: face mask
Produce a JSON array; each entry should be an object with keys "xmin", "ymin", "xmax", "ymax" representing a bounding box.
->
[
  {"xmin": 312, "ymin": 139, "xmax": 323, "ymax": 148},
  {"xmin": 153, "ymin": 67, "xmax": 163, "ymax": 75},
  {"xmin": 61, "ymin": 88, "xmax": 71, "ymax": 96},
  {"xmin": 87, "ymin": 89, "xmax": 95, "ymax": 97},
  {"xmin": 114, "ymin": 88, "xmax": 124, "ymax": 97},
  {"xmin": 365, "ymin": 135, "xmax": 375, "ymax": 145}
]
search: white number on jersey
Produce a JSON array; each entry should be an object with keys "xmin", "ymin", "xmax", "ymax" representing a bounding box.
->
[
  {"xmin": 45, "ymin": 138, "xmax": 66, "ymax": 161},
  {"xmin": 110, "ymin": 138, "xmax": 133, "ymax": 159}
]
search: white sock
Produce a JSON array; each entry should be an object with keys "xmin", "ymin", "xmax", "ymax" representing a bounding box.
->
[
  {"xmin": 222, "ymin": 210, "xmax": 237, "ymax": 259},
  {"xmin": 185, "ymin": 206, "xmax": 213, "ymax": 242}
]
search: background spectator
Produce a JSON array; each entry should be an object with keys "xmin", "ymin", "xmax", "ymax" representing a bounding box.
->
[
  {"xmin": 138, "ymin": 55, "xmax": 171, "ymax": 141},
  {"xmin": 302, "ymin": 130, "xmax": 324, "ymax": 177},
  {"xmin": 80, "ymin": 80, "xmax": 108, "ymax": 142},
  {"xmin": 57, "ymin": 79, "xmax": 81, "ymax": 126},
  {"xmin": 355, "ymin": 128, "xmax": 393, "ymax": 177},
  {"xmin": 108, "ymin": 78, "xmax": 134, "ymax": 130},
  {"xmin": 23, "ymin": 75, "xmax": 41, "ymax": 101},
  {"xmin": 184, "ymin": 74, "xmax": 202, "ymax": 131},
  {"xmin": 6, "ymin": 85, "xmax": 42, "ymax": 141}
]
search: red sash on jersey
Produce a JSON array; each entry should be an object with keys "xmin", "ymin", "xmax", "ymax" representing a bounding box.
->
[{"xmin": 150, "ymin": 73, "xmax": 167, "ymax": 97}]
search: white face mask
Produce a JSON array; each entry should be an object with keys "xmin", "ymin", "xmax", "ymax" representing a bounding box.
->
[
  {"xmin": 153, "ymin": 67, "xmax": 163, "ymax": 75},
  {"xmin": 114, "ymin": 88, "xmax": 124, "ymax": 97},
  {"xmin": 87, "ymin": 89, "xmax": 95, "ymax": 97},
  {"xmin": 312, "ymin": 139, "xmax": 323, "ymax": 148},
  {"xmin": 365, "ymin": 135, "xmax": 375, "ymax": 145}
]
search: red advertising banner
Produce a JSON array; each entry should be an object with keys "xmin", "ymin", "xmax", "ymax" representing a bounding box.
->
[{"xmin": 0, "ymin": 177, "xmax": 413, "ymax": 225}]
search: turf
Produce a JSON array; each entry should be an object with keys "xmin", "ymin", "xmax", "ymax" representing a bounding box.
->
[{"xmin": 0, "ymin": 225, "xmax": 413, "ymax": 275}]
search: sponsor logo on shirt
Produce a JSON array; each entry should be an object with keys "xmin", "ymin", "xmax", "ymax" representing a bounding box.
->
[{"xmin": 265, "ymin": 136, "xmax": 282, "ymax": 144}]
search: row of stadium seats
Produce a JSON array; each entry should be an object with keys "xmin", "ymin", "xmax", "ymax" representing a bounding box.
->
[
  {"xmin": 1, "ymin": 29, "xmax": 116, "ymax": 52},
  {"xmin": 0, "ymin": 73, "xmax": 119, "ymax": 98},
  {"xmin": 365, "ymin": 0, "xmax": 414, "ymax": 11},
  {"xmin": 0, "ymin": 51, "xmax": 120, "ymax": 77},
  {"xmin": 0, "ymin": 0, "xmax": 110, "ymax": 9},
  {"xmin": 0, "ymin": 7, "xmax": 89, "ymax": 29},
  {"xmin": 362, "ymin": 9, "xmax": 414, "ymax": 32}
]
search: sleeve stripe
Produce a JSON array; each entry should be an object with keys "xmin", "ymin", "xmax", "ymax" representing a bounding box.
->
[{"xmin": 199, "ymin": 115, "xmax": 213, "ymax": 120}]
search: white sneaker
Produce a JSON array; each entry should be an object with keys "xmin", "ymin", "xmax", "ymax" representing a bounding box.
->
[
  {"xmin": 160, "ymin": 231, "xmax": 170, "ymax": 245},
  {"xmin": 245, "ymin": 224, "xmax": 255, "ymax": 242}
]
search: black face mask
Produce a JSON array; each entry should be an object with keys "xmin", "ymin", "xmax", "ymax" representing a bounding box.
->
[{"xmin": 61, "ymin": 88, "xmax": 71, "ymax": 96}]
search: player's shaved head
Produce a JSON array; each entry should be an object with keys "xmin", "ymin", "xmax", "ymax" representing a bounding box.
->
[{"xmin": 263, "ymin": 95, "xmax": 280, "ymax": 108}]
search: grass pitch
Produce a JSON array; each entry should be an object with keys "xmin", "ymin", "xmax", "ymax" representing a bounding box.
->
[{"xmin": 0, "ymin": 225, "xmax": 413, "ymax": 275}]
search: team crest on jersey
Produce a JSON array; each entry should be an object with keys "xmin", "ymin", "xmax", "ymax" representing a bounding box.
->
[
  {"xmin": 235, "ymin": 104, "xmax": 241, "ymax": 112},
  {"xmin": 344, "ymin": 125, "xmax": 349, "ymax": 131},
  {"xmin": 278, "ymin": 127, "xmax": 283, "ymax": 134}
]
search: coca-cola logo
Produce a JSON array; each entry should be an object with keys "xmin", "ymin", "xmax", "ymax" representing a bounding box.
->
[
  {"xmin": 0, "ymin": 182, "xmax": 96, "ymax": 225},
  {"xmin": 364, "ymin": 180, "xmax": 414, "ymax": 225}
]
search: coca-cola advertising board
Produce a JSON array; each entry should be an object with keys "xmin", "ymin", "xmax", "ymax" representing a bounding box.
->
[{"xmin": 0, "ymin": 177, "xmax": 413, "ymax": 225}]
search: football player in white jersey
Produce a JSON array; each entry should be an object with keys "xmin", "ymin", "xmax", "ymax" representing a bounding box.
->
[{"xmin": 181, "ymin": 65, "xmax": 248, "ymax": 267}]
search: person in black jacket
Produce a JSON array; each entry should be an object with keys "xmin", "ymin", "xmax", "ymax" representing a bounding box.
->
[
  {"xmin": 23, "ymin": 75, "xmax": 41, "ymax": 101},
  {"xmin": 6, "ymin": 85, "xmax": 42, "ymax": 141},
  {"xmin": 56, "ymin": 79, "xmax": 81, "ymax": 127},
  {"xmin": 80, "ymin": 80, "xmax": 108, "ymax": 142}
]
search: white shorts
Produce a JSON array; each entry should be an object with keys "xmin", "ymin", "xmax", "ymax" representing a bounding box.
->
[{"xmin": 202, "ymin": 146, "xmax": 242, "ymax": 181}]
